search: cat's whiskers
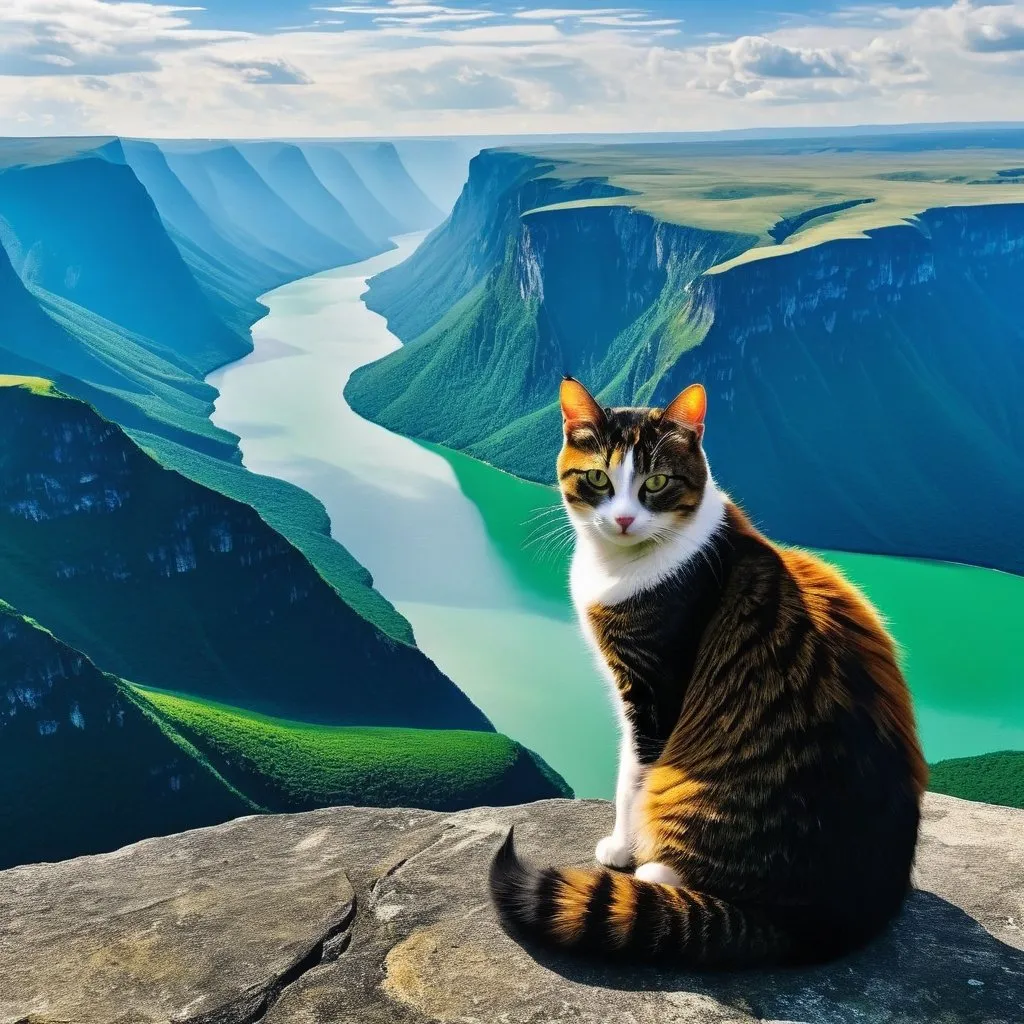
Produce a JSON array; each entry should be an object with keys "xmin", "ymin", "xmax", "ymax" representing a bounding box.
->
[{"xmin": 524, "ymin": 516, "xmax": 576, "ymax": 562}]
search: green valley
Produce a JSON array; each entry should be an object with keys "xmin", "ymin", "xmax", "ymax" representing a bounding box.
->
[{"xmin": 0, "ymin": 131, "xmax": 575, "ymax": 869}]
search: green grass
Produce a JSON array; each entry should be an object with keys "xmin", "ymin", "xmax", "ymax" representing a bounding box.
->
[
  {"xmin": 132, "ymin": 686, "xmax": 571, "ymax": 811},
  {"xmin": 0, "ymin": 374, "xmax": 58, "ymax": 396},
  {"xmin": 929, "ymin": 751, "xmax": 1024, "ymax": 810},
  {"xmin": 523, "ymin": 140, "xmax": 1024, "ymax": 267}
]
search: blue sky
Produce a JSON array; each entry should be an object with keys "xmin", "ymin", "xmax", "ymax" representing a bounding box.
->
[
  {"xmin": 185, "ymin": 1, "xmax": 928, "ymax": 36},
  {"xmin": 0, "ymin": 1, "xmax": 1022, "ymax": 136}
]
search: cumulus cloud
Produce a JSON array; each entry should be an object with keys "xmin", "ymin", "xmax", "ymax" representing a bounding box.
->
[
  {"xmin": 707, "ymin": 36, "xmax": 852, "ymax": 80},
  {"xmin": 694, "ymin": 28, "xmax": 930, "ymax": 102},
  {"xmin": 940, "ymin": 0, "xmax": 1024, "ymax": 52}
]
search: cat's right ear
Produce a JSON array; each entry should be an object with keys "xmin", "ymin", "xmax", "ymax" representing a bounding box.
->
[{"xmin": 560, "ymin": 377, "xmax": 605, "ymax": 434}]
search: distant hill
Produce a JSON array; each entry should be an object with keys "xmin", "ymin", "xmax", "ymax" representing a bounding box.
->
[
  {"xmin": 347, "ymin": 137, "xmax": 1024, "ymax": 575},
  {"xmin": 121, "ymin": 139, "xmax": 280, "ymax": 326},
  {"xmin": 160, "ymin": 143, "xmax": 354, "ymax": 273},
  {"xmin": 0, "ymin": 230, "xmax": 240, "ymax": 460},
  {"xmin": 334, "ymin": 141, "xmax": 445, "ymax": 230},
  {"xmin": 300, "ymin": 142, "xmax": 406, "ymax": 243},
  {"xmin": 0, "ymin": 140, "xmax": 246, "ymax": 374},
  {"xmin": 237, "ymin": 141, "xmax": 381, "ymax": 261}
]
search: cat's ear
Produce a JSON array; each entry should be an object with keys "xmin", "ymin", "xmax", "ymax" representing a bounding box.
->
[
  {"xmin": 662, "ymin": 383, "xmax": 706, "ymax": 440},
  {"xmin": 560, "ymin": 377, "xmax": 605, "ymax": 432}
]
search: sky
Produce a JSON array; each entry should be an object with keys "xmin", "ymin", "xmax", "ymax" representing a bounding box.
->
[{"xmin": 0, "ymin": 0, "xmax": 1022, "ymax": 137}]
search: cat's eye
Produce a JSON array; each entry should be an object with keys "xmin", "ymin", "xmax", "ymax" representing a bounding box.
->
[
  {"xmin": 586, "ymin": 469, "xmax": 610, "ymax": 489},
  {"xmin": 645, "ymin": 474, "xmax": 669, "ymax": 493}
]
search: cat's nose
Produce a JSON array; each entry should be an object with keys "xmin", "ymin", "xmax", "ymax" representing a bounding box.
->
[{"xmin": 615, "ymin": 515, "xmax": 635, "ymax": 534}]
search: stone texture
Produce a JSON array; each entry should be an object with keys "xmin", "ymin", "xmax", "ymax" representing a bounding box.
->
[{"xmin": 1, "ymin": 794, "xmax": 1022, "ymax": 1024}]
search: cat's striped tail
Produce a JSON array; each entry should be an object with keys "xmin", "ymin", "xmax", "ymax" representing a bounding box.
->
[{"xmin": 489, "ymin": 828, "xmax": 792, "ymax": 967}]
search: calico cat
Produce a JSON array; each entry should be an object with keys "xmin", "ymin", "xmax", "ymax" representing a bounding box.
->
[{"xmin": 490, "ymin": 377, "xmax": 927, "ymax": 967}]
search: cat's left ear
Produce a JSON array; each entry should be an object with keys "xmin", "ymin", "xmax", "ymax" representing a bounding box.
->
[
  {"xmin": 560, "ymin": 377, "xmax": 605, "ymax": 432},
  {"xmin": 662, "ymin": 383, "xmax": 706, "ymax": 440}
]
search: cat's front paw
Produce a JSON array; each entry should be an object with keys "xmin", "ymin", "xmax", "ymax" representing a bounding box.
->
[{"xmin": 595, "ymin": 834, "xmax": 634, "ymax": 869}]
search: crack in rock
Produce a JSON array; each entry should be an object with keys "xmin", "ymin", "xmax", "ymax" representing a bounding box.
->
[{"xmin": 189, "ymin": 890, "xmax": 358, "ymax": 1024}]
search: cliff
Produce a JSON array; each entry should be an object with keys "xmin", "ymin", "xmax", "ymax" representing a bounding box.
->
[
  {"xmin": 334, "ymin": 140, "xmax": 445, "ymax": 230},
  {"xmin": 347, "ymin": 142, "xmax": 1024, "ymax": 575},
  {"xmin": 2, "ymin": 792, "xmax": 1021, "ymax": 1023},
  {"xmin": 0, "ymin": 140, "xmax": 246, "ymax": 374},
  {"xmin": 0, "ymin": 580, "xmax": 568, "ymax": 870},
  {"xmin": 0, "ymin": 596, "xmax": 252, "ymax": 869},
  {"xmin": 0, "ymin": 378, "xmax": 484, "ymax": 730},
  {"xmin": 236, "ymin": 142, "xmax": 382, "ymax": 261}
]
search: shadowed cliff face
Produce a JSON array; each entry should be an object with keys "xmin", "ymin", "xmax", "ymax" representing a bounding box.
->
[
  {"xmin": 0, "ymin": 382, "xmax": 491, "ymax": 731},
  {"xmin": 1, "ymin": 793, "xmax": 1021, "ymax": 1023},
  {"xmin": 0, "ymin": 599, "xmax": 252, "ymax": 870},
  {"xmin": 661, "ymin": 204, "xmax": 1024, "ymax": 572},
  {"xmin": 347, "ymin": 153, "xmax": 1024, "ymax": 574}
]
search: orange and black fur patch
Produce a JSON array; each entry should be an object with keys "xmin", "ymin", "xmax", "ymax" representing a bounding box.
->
[{"xmin": 490, "ymin": 381, "xmax": 926, "ymax": 968}]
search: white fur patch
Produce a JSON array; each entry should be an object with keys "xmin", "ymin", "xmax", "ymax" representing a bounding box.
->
[
  {"xmin": 635, "ymin": 862, "xmax": 683, "ymax": 887},
  {"xmin": 569, "ymin": 478, "xmax": 727, "ymax": 609},
  {"xmin": 566, "ymin": 451, "xmax": 727, "ymax": 874}
]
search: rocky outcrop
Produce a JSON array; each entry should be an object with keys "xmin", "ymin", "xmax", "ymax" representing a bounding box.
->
[{"xmin": 2, "ymin": 793, "xmax": 1022, "ymax": 1023}]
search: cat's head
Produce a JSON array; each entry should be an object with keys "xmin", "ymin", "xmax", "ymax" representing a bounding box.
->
[{"xmin": 557, "ymin": 377, "xmax": 709, "ymax": 549}]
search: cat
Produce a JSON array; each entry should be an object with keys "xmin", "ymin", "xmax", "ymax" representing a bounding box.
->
[{"xmin": 490, "ymin": 376, "xmax": 927, "ymax": 967}]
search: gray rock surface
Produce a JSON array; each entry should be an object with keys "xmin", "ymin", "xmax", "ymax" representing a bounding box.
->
[{"xmin": 1, "ymin": 793, "xmax": 1022, "ymax": 1023}]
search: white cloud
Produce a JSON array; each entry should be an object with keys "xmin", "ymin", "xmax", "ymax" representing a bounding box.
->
[
  {"xmin": 707, "ymin": 36, "xmax": 853, "ymax": 80},
  {"xmin": 0, "ymin": 0, "xmax": 1021, "ymax": 136},
  {"xmin": 918, "ymin": 0, "xmax": 1024, "ymax": 52},
  {"xmin": 0, "ymin": 0, "xmax": 246, "ymax": 77},
  {"xmin": 694, "ymin": 31, "xmax": 929, "ymax": 102}
]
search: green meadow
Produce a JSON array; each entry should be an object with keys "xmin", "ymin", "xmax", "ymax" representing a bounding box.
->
[
  {"xmin": 929, "ymin": 751, "xmax": 1024, "ymax": 809},
  {"xmin": 132, "ymin": 686, "xmax": 570, "ymax": 812},
  {"xmin": 527, "ymin": 142, "xmax": 1024, "ymax": 267}
]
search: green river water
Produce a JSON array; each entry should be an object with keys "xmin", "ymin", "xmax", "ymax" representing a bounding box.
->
[{"xmin": 208, "ymin": 234, "xmax": 1024, "ymax": 798}]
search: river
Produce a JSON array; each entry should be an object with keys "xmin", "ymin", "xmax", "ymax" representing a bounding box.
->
[
  {"xmin": 207, "ymin": 234, "xmax": 618, "ymax": 798},
  {"xmin": 208, "ymin": 233, "xmax": 1024, "ymax": 797}
]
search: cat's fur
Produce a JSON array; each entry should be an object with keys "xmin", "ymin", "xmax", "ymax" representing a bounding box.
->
[{"xmin": 489, "ymin": 377, "xmax": 926, "ymax": 967}]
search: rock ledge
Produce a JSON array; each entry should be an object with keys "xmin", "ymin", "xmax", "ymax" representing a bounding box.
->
[{"xmin": 1, "ymin": 793, "xmax": 1022, "ymax": 1023}]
